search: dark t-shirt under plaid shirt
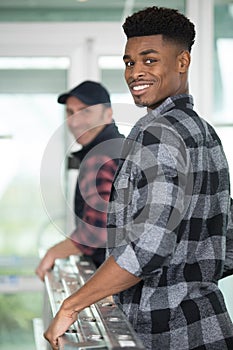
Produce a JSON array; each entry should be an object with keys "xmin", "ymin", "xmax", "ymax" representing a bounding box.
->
[{"xmin": 107, "ymin": 94, "xmax": 233, "ymax": 349}]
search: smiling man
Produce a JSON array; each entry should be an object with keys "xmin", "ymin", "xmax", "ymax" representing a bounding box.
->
[
  {"xmin": 44, "ymin": 7, "xmax": 233, "ymax": 350},
  {"xmin": 36, "ymin": 80, "xmax": 124, "ymax": 279},
  {"xmin": 123, "ymin": 37, "xmax": 190, "ymax": 109}
]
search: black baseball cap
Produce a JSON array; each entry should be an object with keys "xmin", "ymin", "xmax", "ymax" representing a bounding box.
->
[{"xmin": 57, "ymin": 80, "xmax": 111, "ymax": 106}]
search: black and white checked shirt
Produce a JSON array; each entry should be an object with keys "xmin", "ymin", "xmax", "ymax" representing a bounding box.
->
[{"xmin": 107, "ymin": 94, "xmax": 233, "ymax": 349}]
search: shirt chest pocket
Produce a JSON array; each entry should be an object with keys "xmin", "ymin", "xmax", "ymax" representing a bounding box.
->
[
  {"xmin": 112, "ymin": 172, "xmax": 135, "ymax": 210},
  {"xmin": 117, "ymin": 175, "xmax": 130, "ymax": 189}
]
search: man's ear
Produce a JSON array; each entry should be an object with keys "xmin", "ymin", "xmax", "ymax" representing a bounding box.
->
[
  {"xmin": 103, "ymin": 106, "xmax": 113, "ymax": 124},
  {"xmin": 178, "ymin": 50, "xmax": 190, "ymax": 73}
]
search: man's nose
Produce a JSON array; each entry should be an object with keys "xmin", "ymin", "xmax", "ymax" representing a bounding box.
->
[{"xmin": 130, "ymin": 62, "xmax": 146, "ymax": 80}]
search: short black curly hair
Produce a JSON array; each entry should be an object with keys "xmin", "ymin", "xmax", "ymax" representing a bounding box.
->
[{"xmin": 122, "ymin": 6, "xmax": 195, "ymax": 52}]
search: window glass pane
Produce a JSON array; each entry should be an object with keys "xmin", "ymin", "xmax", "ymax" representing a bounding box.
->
[
  {"xmin": 214, "ymin": 3, "xmax": 233, "ymax": 123},
  {"xmin": 215, "ymin": 126, "xmax": 233, "ymax": 188},
  {"xmin": 0, "ymin": 58, "xmax": 68, "ymax": 349},
  {"xmin": 0, "ymin": 94, "xmax": 65, "ymax": 257}
]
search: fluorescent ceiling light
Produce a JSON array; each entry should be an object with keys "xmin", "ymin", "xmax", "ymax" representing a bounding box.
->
[{"xmin": 0, "ymin": 57, "xmax": 70, "ymax": 69}]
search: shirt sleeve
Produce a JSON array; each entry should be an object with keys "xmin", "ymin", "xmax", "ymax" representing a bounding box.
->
[
  {"xmin": 222, "ymin": 197, "xmax": 233, "ymax": 278},
  {"xmin": 71, "ymin": 155, "xmax": 118, "ymax": 255},
  {"xmin": 108, "ymin": 123, "xmax": 190, "ymax": 278}
]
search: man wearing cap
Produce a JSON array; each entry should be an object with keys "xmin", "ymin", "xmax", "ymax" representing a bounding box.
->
[{"xmin": 36, "ymin": 80, "xmax": 124, "ymax": 280}]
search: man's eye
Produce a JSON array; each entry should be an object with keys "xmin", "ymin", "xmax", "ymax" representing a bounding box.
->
[
  {"xmin": 84, "ymin": 108, "xmax": 91, "ymax": 114},
  {"xmin": 66, "ymin": 111, "xmax": 73, "ymax": 117},
  {"xmin": 145, "ymin": 58, "xmax": 157, "ymax": 64},
  {"xmin": 125, "ymin": 61, "xmax": 134, "ymax": 67}
]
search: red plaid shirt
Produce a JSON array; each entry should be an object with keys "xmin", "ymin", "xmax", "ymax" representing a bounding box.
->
[{"xmin": 70, "ymin": 154, "xmax": 118, "ymax": 256}]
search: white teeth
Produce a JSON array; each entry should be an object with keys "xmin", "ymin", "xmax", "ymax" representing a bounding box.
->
[{"xmin": 133, "ymin": 84, "xmax": 149, "ymax": 91}]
